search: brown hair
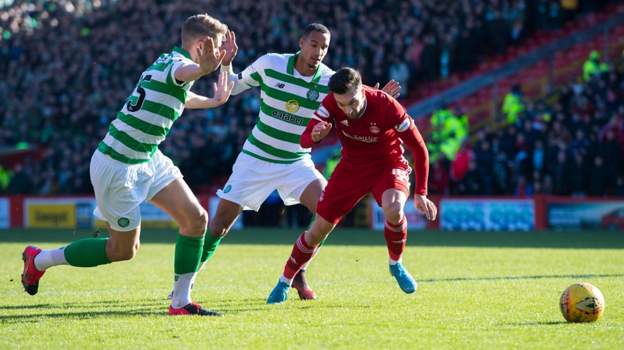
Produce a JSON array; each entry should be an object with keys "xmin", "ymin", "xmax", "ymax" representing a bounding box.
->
[
  {"xmin": 181, "ymin": 14, "xmax": 228, "ymax": 45},
  {"xmin": 329, "ymin": 67, "xmax": 361, "ymax": 94}
]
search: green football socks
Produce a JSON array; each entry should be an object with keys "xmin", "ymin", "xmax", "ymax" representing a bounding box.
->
[
  {"xmin": 63, "ymin": 237, "xmax": 111, "ymax": 267},
  {"xmin": 172, "ymin": 234, "xmax": 205, "ymax": 308},
  {"xmin": 174, "ymin": 234, "xmax": 204, "ymax": 275},
  {"xmin": 200, "ymin": 233, "xmax": 222, "ymax": 264}
]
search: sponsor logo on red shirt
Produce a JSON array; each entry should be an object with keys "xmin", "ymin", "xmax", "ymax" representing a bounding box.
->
[{"xmin": 341, "ymin": 130, "xmax": 378, "ymax": 143}]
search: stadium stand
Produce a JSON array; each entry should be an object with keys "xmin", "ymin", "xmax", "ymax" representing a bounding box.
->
[
  {"xmin": 0, "ymin": 0, "xmax": 622, "ymax": 197},
  {"xmin": 434, "ymin": 69, "xmax": 624, "ymax": 196}
]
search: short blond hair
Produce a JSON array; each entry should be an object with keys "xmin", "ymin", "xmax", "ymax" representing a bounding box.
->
[{"xmin": 181, "ymin": 14, "xmax": 228, "ymax": 45}]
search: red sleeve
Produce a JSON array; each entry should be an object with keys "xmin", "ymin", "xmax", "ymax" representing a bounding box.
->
[
  {"xmin": 385, "ymin": 92, "xmax": 408, "ymax": 126},
  {"xmin": 398, "ymin": 118, "xmax": 429, "ymax": 196},
  {"xmin": 382, "ymin": 93, "xmax": 429, "ymax": 194},
  {"xmin": 301, "ymin": 95, "xmax": 333, "ymax": 148},
  {"xmin": 300, "ymin": 118, "xmax": 321, "ymax": 148}
]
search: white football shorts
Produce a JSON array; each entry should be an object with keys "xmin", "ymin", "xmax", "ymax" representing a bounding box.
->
[
  {"xmin": 216, "ymin": 152, "xmax": 325, "ymax": 211},
  {"xmin": 90, "ymin": 149, "xmax": 182, "ymax": 231}
]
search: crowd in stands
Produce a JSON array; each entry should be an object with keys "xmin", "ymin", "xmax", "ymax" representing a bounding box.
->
[
  {"xmin": 431, "ymin": 63, "xmax": 624, "ymax": 197},
  {"xmin": 0, "ymin": 0, "xmax": 620, "ymax": 197}
]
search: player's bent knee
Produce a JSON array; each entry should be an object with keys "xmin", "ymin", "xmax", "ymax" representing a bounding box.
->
[
  {"xmin": 383, "ymin": 202, "xmax": 403, "ymax": 224},
  {"xmin": 179, "ymin": 208, "xmax": 208, "ymax": 237}
]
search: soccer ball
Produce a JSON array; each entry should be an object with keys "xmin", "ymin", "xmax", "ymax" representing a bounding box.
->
[{"xmin": 559, "ymin": 282, "xmax": 605, "ymax": 322}]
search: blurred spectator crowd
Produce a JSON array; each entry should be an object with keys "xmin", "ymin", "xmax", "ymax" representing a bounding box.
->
[
  {"xmin": 431, "ymin": 65, "xmax": 624, "ymax": 197},
  {"xmin": 0, "ymin": 0, "xmax": 620, "ymax": 196}
]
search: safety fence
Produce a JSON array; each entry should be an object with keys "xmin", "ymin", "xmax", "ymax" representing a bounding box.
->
[{"xmin": 1, "ymin": 195, "xmax": 622, "ymax": 231}]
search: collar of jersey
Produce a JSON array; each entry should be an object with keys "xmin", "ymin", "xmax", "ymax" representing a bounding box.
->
[
  {"xmin": 287, "ymin": 52, "xmax": 322, "ymax": 84},
  {"xmin": 172, "ymin": 46, "xmax": 192, "ymax": 60}
]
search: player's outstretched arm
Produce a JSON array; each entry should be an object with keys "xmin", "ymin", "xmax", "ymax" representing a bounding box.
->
[
  {"xmin": 300, "ymin": 118, "xmax": 333, "ymax": 148},
  {"xmin": 185, "ymin": 71, "xmax": 234, "ymax": 109},
  {"xmin": 397, "ymin": 117, "xmax": 437, "ymax": 221},
  {"xmin": 175, "ymin": 37, "xmax": 226, "ymax": 83}
]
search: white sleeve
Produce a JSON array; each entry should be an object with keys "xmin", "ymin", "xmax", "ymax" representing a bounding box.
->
[
  {"xmin": 312, "ymin": 95, "xmax": 334, "ymax": 122},
  {"xmin": 222, "ymin": 55, "xmax": 266, "ymax": 95},
  {"xmin": 313, "ymin": 104, "xmax": 331, "ymax": 122},
  {"xmin": 169, "ymin": 57, "xmax": 195, "ymax": 87}
]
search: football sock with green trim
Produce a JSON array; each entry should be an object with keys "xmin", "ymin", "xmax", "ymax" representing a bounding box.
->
[{"xmin": 172, "ymin": 234, "xmax": 204, "ymax": 308}]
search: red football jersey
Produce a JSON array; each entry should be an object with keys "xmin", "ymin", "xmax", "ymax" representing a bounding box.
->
[{"xmin": 314, "ymin": 85, "xmax": 412, "ymax": 166}]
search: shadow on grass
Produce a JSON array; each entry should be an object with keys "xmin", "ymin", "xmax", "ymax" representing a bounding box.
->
[
  {"xmin": 0, "ymin": 297, "xmax": 285, "ymax": 321},
  {"xmin": 0, "ymin": 306, "xmax": 165, "ymax": 324},
  {"xmin": 0, "ymin": 298, "xmax": 171, "ymax": 324},
  {"xmin": 0, "ymin": 298, "xmax": 164, "ymax": 311},
  {"xmin": 501, "ymin": 321, "xmax": 569, "ymax": 326},
  {"xmin": 210, "ymin": 298, "xmax": 268, "ymax": 315},
  {"xmin": 295, "ymin": 303, "xmax": 371, "ymax": 310},
  {"xmin": 2, "ymin": 229, "xmax": 624, "ymax": 249},
  {"xmin": 0, "ymin": 296, "xmax": 376, "ymax": 321},
  {"xmin": 420, "ymin": 273, "xmax": 624, "ymax": 284}
]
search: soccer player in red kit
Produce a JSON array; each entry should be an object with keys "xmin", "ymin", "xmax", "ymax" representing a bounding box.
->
[{"xmin": 267, "ymin": 67, "xmax": 437, "ymax": 304}]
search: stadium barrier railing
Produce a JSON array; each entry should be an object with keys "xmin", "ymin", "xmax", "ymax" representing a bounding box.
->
[{"xmin": 1, "ymin": 195, "xmax": 623, "ymax": 232}]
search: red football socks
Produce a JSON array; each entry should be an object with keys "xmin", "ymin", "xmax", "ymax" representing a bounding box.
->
[
  {"xmin": 283, "ymin": 233, "xmax": 318, "ymax": 281},
  {"xmin": 384, "ymin": 217, "xmax": 407, "ymax": 262}
]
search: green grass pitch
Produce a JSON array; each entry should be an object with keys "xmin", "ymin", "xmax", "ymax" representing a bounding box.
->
[{"xmin": 1, "ymin": 228, "xmax": 623, "ymax": 349}]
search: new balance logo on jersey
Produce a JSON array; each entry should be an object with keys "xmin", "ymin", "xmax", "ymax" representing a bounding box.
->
[{"xmin": 275, "ymin": 82, "xmax": 286, "ymax": 89}]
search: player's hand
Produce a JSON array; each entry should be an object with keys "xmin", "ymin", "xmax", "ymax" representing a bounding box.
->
[
  {"xmin": 414, "ymin": 194, "xmax": 437, "ymax": 221},
  {"xmin": 197, "ymin": 36, "xmax": 225, "ymax": 75},
  {"xmin": 221, "ymin": 30, "xmax": 238, "ymax": 66},
  {"xmin": 311, "ymin": 121, "xmax": 332, "ymax": 143},
  {"xmin": 374, "ymin": 80, "xmax": 401, "ymax": 99},
  {"xmin": 211, "ymin": 70, "xmax": 235, "ymax": 106}
]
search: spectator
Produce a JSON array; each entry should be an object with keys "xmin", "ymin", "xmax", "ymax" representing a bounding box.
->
[
  {"xmin": 0, "ymin": 0, "xmax": 616, "ymax": 197},
  {"xmin": 583, "ymin": 50, "xmax": 609, "ymax": 82},
  {"xmin": 552, "ymin": 150, "xmax": 570, "ymax": 195},
  {"xmin": 588, "ymin": 156, "xmax": 608, "ymax": 196},
  {"xmin": 388, "ymin": 57, "xmax": 410, "ymax": 97},
  {"xmin": 7, "ymin": 163, "xmax": 34, "ymax": 195},
  {"xmin": 502, "ymin": 84, "xmax": 524, "ymax": 125}
]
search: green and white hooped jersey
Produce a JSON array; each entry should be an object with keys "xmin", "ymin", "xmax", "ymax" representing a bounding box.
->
[
  {"xmin": 97, "ymin": 47, "xmax": 195, "ymax": 164},
  {"xmin": 235, "ymin": 53, "xmax": 334, "ymax": 163}
]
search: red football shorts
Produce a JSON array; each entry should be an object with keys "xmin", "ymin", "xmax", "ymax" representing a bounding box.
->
[{"xmin": 317, "ymin": 160, "xmax": 411, "ymax": 225}]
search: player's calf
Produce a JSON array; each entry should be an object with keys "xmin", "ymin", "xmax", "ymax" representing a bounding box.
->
[
  {"xmin": 268, "ymin": 232, "xmax": 319, "ymax": 304},
  {"xmin": 106, "ymin": 241, "xmax": 140, "ymax": 262}
]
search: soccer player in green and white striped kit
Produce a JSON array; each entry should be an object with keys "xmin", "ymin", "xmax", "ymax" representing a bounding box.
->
[
  {"xmin": 201, "ymin": 24, "xmax": 400, "ymax": 300},
  {"xmin": 21, "ymin": 14, "xmax": 234, "ymax": 316}
]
